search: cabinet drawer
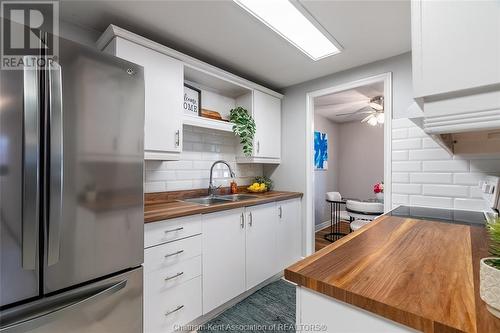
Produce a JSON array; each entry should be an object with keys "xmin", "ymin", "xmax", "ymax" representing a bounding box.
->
[
  {"xmin": 144, "ymin": 235, "xmax": 201, "ymax": 273},
  {"xmin": 144, "ymin": 276, "xmax": 202, "ymax": 333},
  {"xmin": 145, "ymin": 215, "xmax": 202, "ymax": 248},
  {"xmin": 145, "ymin": 255, "xmax": 201, "ymax": 295}
]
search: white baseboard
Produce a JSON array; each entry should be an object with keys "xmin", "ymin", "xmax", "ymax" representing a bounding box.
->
[{"xmin": 315, "ymin": 220, "xmax": 331, "ymax": 231}]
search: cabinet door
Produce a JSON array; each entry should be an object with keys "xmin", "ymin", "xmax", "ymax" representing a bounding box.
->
[
  {"xmin": 245, "ymin": 203, "xmax": 278, "ymax": 289},
  {"xmin": 253, "ymin": 90, "xmax": 281, "ymax": 159},
  {"xmin": 276, "ymin": 199, "xmax": 302, "ymax": 271},
  {"xmin": 412, "ymin": 1, "xmax": 500, "ymax": 97},
  {"xmin": 111, "ymin": 37, "xmax": 183, "ymax": 155},
  {"xmin": 202, "ymin": 208, "xmax": 246, "ymax": 314}
]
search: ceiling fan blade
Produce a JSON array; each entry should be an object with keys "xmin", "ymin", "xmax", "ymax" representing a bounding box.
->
[
  {"xmin": 335, "ymin": 106, "xmax": 371, "ymax": 117},
  {"xmin": 361, "ymin": 114, "xmax": 373, "ymax": 123}
]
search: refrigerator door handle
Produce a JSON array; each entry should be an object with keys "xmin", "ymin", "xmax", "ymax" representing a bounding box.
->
[
  {"xmin": 21, "ymin": 57, "xmax": 40, "ymax": 270},
  {"xmin": 0, "ymin": 280, "xmax": 127, "ymax": 332},
  {"xmin": 47, "ymin": 60, "xmax": 64, "ymax": 266}
]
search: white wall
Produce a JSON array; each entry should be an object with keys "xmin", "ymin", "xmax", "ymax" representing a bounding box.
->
[
  {"xmin": 59, "ymin": 20, "xmax": 101, "ymax": 48},
  {"xmin": 337, "ymin": 121, "xmax": 384, "ymax": 201},
  {"xmin": 145, "ymin": 126, "xmax": 263, "ymax": 192},
  {"xmin": 269, "ymin": 53, "xmax": 413, "ymax": 233},
  {"xmin": 314, "ymin": 114, "xmax": 339, "ymax": 225}
]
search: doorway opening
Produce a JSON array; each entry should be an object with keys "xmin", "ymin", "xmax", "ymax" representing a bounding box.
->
[{"xmin": 305, "ymin": 73, "xmax": 392, "ymax": 254}]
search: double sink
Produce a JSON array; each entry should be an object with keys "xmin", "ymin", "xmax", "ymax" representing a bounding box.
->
[{"xmin": 183, "ymin": 194, "xmax": 259, "ymax": 206}]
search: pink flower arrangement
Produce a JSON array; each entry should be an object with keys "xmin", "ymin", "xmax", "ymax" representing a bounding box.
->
[{"xmin": 373, "ymin": 182, "xmax": 384, "ymax": 194}]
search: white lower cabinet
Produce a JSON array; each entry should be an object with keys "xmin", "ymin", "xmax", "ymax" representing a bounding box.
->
[
  {"xmin": 276, "ymin": 199, "xmax": 302, "ymax": 269},
  {"xmin": 245, "ymin": 203, "xmax": 278, "ymax": 289},
  {"xmin": 144, "ymin": 235, "xmax": 202, "ymax": 333},
  {"xmin": 144, "ymin": 198, "xmax": 302, "ymax": 332},
  {"xmin": 201, "ymin": 208, "xmax": 246, "ymax": 314}
]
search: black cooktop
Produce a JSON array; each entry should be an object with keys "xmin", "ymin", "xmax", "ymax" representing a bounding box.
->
[{"xmin": 389, "ymin": 206, "xmax": 487, "ymax": 226}]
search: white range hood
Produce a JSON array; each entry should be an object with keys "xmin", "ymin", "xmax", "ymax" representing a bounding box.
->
[{"xmin": 408, "ymin": 97, "xmax": 500, "ymax": 155}]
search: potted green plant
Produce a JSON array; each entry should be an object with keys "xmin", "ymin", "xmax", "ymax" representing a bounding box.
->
[
  {"xmin": 229, "ymin": 106, "xmax": 256, "ymax": 157},
  {"xmin": 480, "ymin": 216, "xmax": 500, "ymax": 318}
]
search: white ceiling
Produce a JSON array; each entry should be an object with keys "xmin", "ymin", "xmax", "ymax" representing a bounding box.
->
[
  {"xmin": 60, "ymin": 0, "xmax": 411, "ymax": 91},
  {"xmin": 314, "ymin": 81, "xmax": 384, "ymax": 123}
]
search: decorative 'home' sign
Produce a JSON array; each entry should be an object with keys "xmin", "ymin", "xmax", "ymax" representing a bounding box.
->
[{"xmin": 183, "ymin": 84, "xmax": 201, "ymax": 116}]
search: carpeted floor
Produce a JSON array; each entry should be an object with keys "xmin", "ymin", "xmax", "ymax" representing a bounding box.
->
[{"xmin": 198, "ymin": 279, "xmax": 296, "ymax": 333}]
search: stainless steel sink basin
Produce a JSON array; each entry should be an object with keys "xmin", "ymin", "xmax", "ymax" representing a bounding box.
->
[
  {"xmin": 215, "ymin": 194, "xmax": 259, "ymax": 202},
  {"xmin": 182, "ymin": 194, "xmax": 259, "ymax": 206},
  {"xmin": 183, "ymin": 197, "xmax": 230, "ymax": 206}
]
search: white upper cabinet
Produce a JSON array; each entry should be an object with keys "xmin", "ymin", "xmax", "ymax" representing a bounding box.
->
[
  {"xmin": 104, "ymin": 37, "xmax": 183, "ymax": 160},
  {"xmin": 412, "ymin": 0, "xmax": 500, "ymax": 98},
  {"xmin": 253, "ymin": 91, "xmax": 281, "ymax": 160},
  {"xmin": 411, "ymin": 0, "xmax": 500, "ymax": 137},
  {"xmin": 236, "ymin": 90, "xmax": 281, "ymax": 163}
]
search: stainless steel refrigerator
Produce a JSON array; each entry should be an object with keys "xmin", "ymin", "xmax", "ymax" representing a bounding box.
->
[{"xmin": 0, "ymin": 29, "xmax": 145, "ymax": 332}]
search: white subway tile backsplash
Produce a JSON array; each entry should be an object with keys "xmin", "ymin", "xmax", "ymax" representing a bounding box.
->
[
  {"xmin": 409, "ymin": 149, "xmax": 451, "ymax": 161},
  {"xmin": 165, "ymin": 160, "xmax": 193, "ymax": 170},
  {"xmin": 469, "ymin": 186, "xmax": 484, "ymax": 199},
  {"xmin": 392, "ymin": 150, "xmax": 409, "ymax": 161},
  {"xmin": 391, "ymin": 118, "xmax": 412, "ymax": 129},
  {"xmin": 392, "ymin": 183, "xmax": 421, "ymax": 194},
  {"xmin": 422, "ymin": 184, "xmax": 469, "ymax": 197},
  {"xmin": 144, "ymin": 126, "xmax": 263, "ymax": 193},
  {"xmin": 407, "ymin": 127, "xmax": 427, "ymax": 138},
  {"xmin": 422, "ymin": 138, "xmax": 441, "ymax": 149},
  {"xmin": 409, "ymin": 195, "xmax": 453, "ymax": 208},
  {"xmin": 165, "ymin": 180, "xmax": 193, "ymax": 191},
  {"xmin": 410, "ymin": 173, "xmax": 452, "ymax": 184},
  {"xmin": 423, "ymin": 160, "xmax": 469, "ymax": 172},
  {"xmin": 145, "ymin": 182, "xmax": 165, "ymax": 193},
  {"xmin": 392, "ymin": 138, "xmax": 422, "ymax": 150},
  {"xmin": 392, "ymin": 128, "xmax": 408, "ymax": 139},
  {"xmin": 454, "ymin": 198, "xmax": 489, "ymax": 211},
  {"xmin": 391, "ymin": 120, "xmax": 492, "ymax": 211},
  {"xmin": 393, "ymin": 173, "xmax": 409, "ymax": 183},
  {"xmin": 145, "ymin": 170, "xmax": 176, "ymax": 182},
  {"xmin": 469, "ymin": 159, "xmax": 500, "ymax": 173},
  {"xmin": 393, "ymin": 161, "xmax": 422, "ymax": 172},
  {"xmin": 392, "ymin": 194, "xmax": 409, "ymax": 205},
  {"xmin": 453, "ymin": 173, "xmax": 483, "ymax": 186}
]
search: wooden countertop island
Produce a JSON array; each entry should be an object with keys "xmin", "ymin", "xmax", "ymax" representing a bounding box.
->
[
  {"xmin": 144, "ymin": 190, "xmax": 302, "ymax": 223},
  {"xmin": 285, "ymin": 214, "xmax": 500, "ymax": 333}
]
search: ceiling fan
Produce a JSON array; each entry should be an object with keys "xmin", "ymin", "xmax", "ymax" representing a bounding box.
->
[{"xmin": 335, "ymin": 96, "xmax": 384, "ymax": 126}]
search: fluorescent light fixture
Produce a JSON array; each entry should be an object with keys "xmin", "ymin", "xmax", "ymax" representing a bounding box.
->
[{"xmin": 234, "ymin": 0, "xmax": 341, "ymax": 61}]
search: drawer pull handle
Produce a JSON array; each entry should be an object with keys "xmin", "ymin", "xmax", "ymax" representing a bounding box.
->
[
  {"xmin": 164, "ymin": 250, "xmax": 184, "ymax": 258},
  {"xmin": 165, "ymin": 305, "xmax": 184, "ymax": 317},
  {"xmin": 164, "ymin": 227, "xmax": 184, "ymax": 234},
  {"xmin": 248, "ymin": 212, "xmax": 253, "ymax": 227},
  {"xmin": 165, "ymin": 272, "xmax": 184, "ymax": 281},
  {"xmin": 278, "ymin": 206, "xmax": 282, "ymax": 218},
  {"xmin": 240, "ymin": 213, "xmax": 244, "ymax": 229}
]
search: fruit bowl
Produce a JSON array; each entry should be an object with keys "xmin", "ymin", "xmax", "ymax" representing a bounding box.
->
[{"xmin": 247, "ymin": 182, "xmax": 268, "ymax": 193}]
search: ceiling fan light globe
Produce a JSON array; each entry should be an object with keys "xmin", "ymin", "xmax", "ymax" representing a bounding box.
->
[
  {"xmin": 369, "ymin": 102, "xmax": 383, "ymax": 111},
  {"xmin": 367, "ymin": 116, "xmax": 378, "ymax": 126},
  {"xmin": 377, "ymin": 112, "xmax": 385, "ymax": 124}
]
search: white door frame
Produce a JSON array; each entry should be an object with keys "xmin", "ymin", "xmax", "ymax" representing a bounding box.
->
[{"xmin": 304, "ymin": 72, "xmax": 392, "ymax": 256}]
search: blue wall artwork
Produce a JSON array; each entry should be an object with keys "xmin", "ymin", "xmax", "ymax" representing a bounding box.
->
[{"xmin": 314, "ymin": 131, "xmax": 328, "ymax": 170}]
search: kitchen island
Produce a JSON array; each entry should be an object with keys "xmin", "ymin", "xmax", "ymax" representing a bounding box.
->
[{"xmin": 285, "ymin": 213, "xmax": 500, "ymax": 333}]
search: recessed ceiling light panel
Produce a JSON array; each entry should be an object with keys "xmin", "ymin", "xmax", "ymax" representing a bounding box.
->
[{"xmin": 234, "ymin": 0, "xmax": 341, "ymax": 61}]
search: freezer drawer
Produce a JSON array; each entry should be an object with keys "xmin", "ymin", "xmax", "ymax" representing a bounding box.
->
[{"xmin": 0, "ymin": 267, "xmax": 143, "ymax": 333}]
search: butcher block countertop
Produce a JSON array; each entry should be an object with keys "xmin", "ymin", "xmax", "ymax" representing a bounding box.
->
[
  {"xmin": 285, "ymin": 214, "xmax": 500, "ymax": 333},
  {"xmin": 144, "ymin": 190, "xmax": 302, "ymax": 223}
]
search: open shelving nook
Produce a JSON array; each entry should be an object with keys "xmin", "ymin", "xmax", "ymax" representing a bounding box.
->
[{"xmin": 183, "ymin": 65, "xmax": 253, "ymax": 133}]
